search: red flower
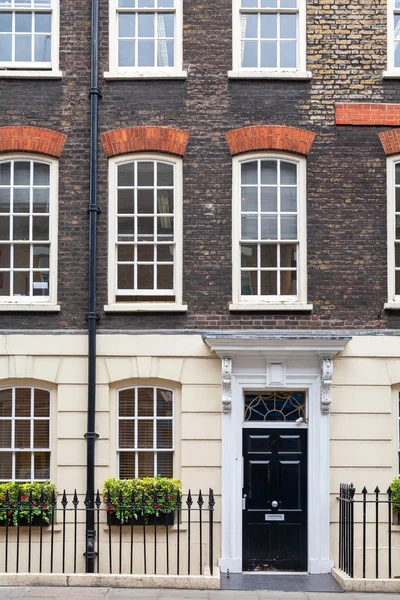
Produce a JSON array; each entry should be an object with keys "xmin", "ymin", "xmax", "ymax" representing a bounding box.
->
[
  {"xmin": 43, "ymin": 505, "xmax": 47, "ymax": 510},
  {"xmin": 32, "ymin": 502, "xmax": 36, "ymax": 507},
  {"xmin": 168, "ymin": 496, "xmax": 173, "ymax": 501},
  {"xmin": 21, "ymin": 496, "xmax": 27, "ymax": 501},
  {"xmin": 156, "ymin": 504, "xmax": 161, "ymax": 509},
  {"xmin": 0, "ymin": 497, "xmax": 4, "ymax": 502},
  {"xmin": 7, "ymin": 511, "xmax": 11, "ymax": 516}
]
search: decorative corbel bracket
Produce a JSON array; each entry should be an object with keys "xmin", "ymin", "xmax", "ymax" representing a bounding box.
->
[
  {"xmin": 320, "ymin": 358, "xmax": 333, "ymax": 414},
  {"xmin": 222, "ymin": 357, "xmax": 232, "ymax": 415}
]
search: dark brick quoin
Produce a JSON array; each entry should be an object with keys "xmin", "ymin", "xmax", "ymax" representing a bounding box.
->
[
  {"xmin": 101, "ymin": 126, "xmax": 190, "ymax": 158},
  {"xmin": 226, "ymin": 126, "xmax": 315, "ymax": 157},
  {"xmin": 0, "ymin": 126, "xmax": 66, "ymax": 157},
  {"xmin": 1, "ymin": 0, "xmax": 400, "ymax": 330}
]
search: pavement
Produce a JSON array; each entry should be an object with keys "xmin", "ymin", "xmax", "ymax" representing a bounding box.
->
[{"xmin": 0, "ymin": 590, "xmax": 400, "ymax": 600}]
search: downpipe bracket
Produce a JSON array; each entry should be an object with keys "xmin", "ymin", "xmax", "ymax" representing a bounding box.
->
[
  {"xmin": 89, "ymin": 86, "xmax": 102, "ymax": 98},
  {"xmin": 84, "ymin": 432, "xmax": 99, "ymax": 440}
]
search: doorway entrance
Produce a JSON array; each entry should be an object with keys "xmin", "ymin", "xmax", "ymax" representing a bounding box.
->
[{"xmin": 242, "ymin": 427, "xmax": 308, "ymax": 571}]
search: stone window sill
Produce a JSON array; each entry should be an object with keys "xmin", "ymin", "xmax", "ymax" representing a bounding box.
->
[
  {"xmin": 0, "ymin": 70, "xmax": 62, "ymax": 79},
  {"xmin": 103, "ymin": 70, "xmax": 187, "ymax": 80},
  {"xmin": 0, "ymin": 304, "xmax": 60, "ymax": 312},
  {"xmin": 229, "ymin": 302, "xmax": 313, "ymax": 312},
  {"xmin": 228, "ymin": 70, "xmax": 312, "ymax": 80},
  {"xmin": 384, "ymin": 302, "xmax": 400, "ymax": 310},
  {"xmin": 104, "ymin": 303, "xmax": 188, "ymax": 313},
  {"xmin": 382, "ymin": 70, "xmax": 400, "ymax": 79}
]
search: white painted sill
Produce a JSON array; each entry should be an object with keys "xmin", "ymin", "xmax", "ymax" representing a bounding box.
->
[
  {"xmin": 229, "ymin": 302, "xmax": 313, "ymax": 312},
  {"xmin": 103, "ymin": 70, "xmax": 187, "ymax": 80},
  {"xmin": 382, "ymin": 70, "xmax": 400, "ymax": 79},
  {"xmin": 228, "ymin": 70, "xmax": 312, "ymax": 80},
  {"xmin": 0, "ymin": 304, "xmax": 60, "ymax": 312},
  {"xmin": 0, "ymin": 70, "xmax": 62, "ymax": 79},
  {"xmin": 104, "ymin": 303, "xmax": 188, "ymax": 313},
  {"xmin": 384, "ymin": 302, "xmax": 400, "ymax": 310}
]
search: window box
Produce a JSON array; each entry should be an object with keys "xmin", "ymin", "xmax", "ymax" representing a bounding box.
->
[
  {"xmin": 107, "ymin": 510, "xmax": 174, "ymax": 527},
  {"xmin": 0, "ymin": 481, "xmax": 57, "ymax": 527}
]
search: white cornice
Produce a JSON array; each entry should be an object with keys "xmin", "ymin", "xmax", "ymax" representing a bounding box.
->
[{"xmin": 203, "ymin": 332, "xmax": 351, "ymax": 358}]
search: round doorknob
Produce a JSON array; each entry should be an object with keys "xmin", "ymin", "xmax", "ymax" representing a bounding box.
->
[{"xmin": 271, "ymin": 500, "xmax": 278, "ymax": 508}]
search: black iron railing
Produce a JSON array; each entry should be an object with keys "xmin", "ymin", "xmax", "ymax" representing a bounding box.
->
[
  {"xmin": 338, "ymin": 483, "xmax": 393, "ymax": 579},
  {"xmin": 0, "ymin": 489, "xmax": 215, "ymax": 576}
]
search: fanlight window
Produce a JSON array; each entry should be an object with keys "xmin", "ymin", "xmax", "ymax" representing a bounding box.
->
[{"xmin": 244, "ymin": 390, "xmax": 305, "ymax": 422}]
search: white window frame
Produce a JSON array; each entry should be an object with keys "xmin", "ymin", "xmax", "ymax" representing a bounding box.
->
[
  {"xmin": 385, "ymin": 156, "xmax": 400, "ymax": 309},
  {"xmin": 0, "ymin": 154, "xmax": 59, "ymax": 311},
  {"xmin": 105, "ymin": 0, "xmax": 186, "ymax": 80},
  {"xmin": 385, "ymin": 0, "xmax": 400, "ymax": 78},
  {"xmin": 229, "ymin": 0, "xmax": 310, "ymax": 79},
  {"xmin": 105, "ymin": 152, "xmax": 186, "ymax": 313},
  {"xmin": 230, "ymin": 151, "xmax": 311, "ymax": 311},
  {"xmin": 0, "ymin": 386, "xmax": 51, "ymax": 483},
  {"xmin": 0, "ymin": 0, "xmax": 61, "ymax": 79},
  {"xmin": 117, "ymin": 385, "xmax": 174, "ymax": 479}
]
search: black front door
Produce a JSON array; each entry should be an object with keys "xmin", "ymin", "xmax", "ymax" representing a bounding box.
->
[{"xmin": 242, "ymin": 428, "xmax": 307, "ymax": 571}]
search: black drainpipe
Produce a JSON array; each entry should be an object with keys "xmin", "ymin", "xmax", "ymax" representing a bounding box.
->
[{"xmin": 85, "ymin": 0, "xmax": 101, "ymax": 574}]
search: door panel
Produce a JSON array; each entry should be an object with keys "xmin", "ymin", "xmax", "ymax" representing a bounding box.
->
[{"xmin": 242, "ymin": 428, "xmax": 307, "ymax": 571}]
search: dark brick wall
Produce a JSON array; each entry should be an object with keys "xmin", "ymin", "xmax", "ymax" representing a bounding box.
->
[{"xmin": 0, "ymin": 0, "xmax": 399, "ymax": 330}]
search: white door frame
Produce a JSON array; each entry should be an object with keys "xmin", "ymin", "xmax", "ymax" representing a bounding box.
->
[{"xmin": 203, "ymin": 334, "xmax": 350, "ymax": 574}]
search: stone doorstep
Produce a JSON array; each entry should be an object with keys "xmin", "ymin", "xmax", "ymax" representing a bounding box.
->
[
  {"xmin": 332, "ymin": 567, "xmax": 400, "ymax": 593},
  {"xmin": 0, "ymin": 572, "xmax": 220, "ymax": 590}
]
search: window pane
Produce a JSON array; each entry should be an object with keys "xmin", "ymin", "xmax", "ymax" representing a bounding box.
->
[
  {"xmin": 157, "ymin": 244, "xmax": 173, "ymax": 262},
  {"xmin": 241, "ymin": 270, "xmax": 257, "ymax": 295},
  {"xmin": 34, "ymin": 389, "xmax": 50, "ymax": 417},
  {"xmin": 280, "ymin": 40, "xmax": 296, "ymax": 68},
  {"xmin": 138, "ymin": 388, "xmax": 154, "ymax": 416},
  {"xmin": 33, "ymin": 188, "xmax": 49, "ymax": 212},
  {"xmin": 14, "ymin": 188, "xmax": 30, "ymax": 213},
  {"xmin": 118, "ymin": 163, "xmax": 135, "ymax": 187},
  {"xmin": 15, "ymin": 12, "xmax": 31, "ymax": 32},
  {"xmin": 34, "ymin": 13, "xmax": 51, "ymax": 32},
  {"xmin": 261, "ymin": 188, "xmax": 277, "ymax": 212},
  {"xmin": 281, "ymin": 215, "xmax": 297, "ymax": 239},
  {"xmin": 281, "ymin": 270, "xmax": 296, "ymax": 295},
  {"xmin": 14, "ymin": 271, "xmax": 29, "ymax": 295},
  {"xmin": 137, "ymin": 162, "xmax": 154, "ymax": 186},
  {"xmin": 0, "ymin": 388, "xmax": 12, "ymax": 417},
  {"xmin": 137, "ymin": 264, "xmax": 153, "ymax": 288},
  {"xmin": 14, "ymin": 162, "xmax": 30, "ymax": 185},
  {"xmin": 261, "ymin": 14, "xmax": 277, "ymax": 38},
  {"xmin": 396, "ymin": 44, "xmax": 400, "ymax": 68},
  {"xmin": 118, "ymin": 264, "xmax": 134, "ymax": 289},
  {"xmin": 280, "ymin": 161, "xmax": 297, "ymax": 184},
  {"xmin": 242, "ymin": 215, "xmax": 258, "ymax": 239},
  {"xmin": 261, "ymin": 160, "xmax": 277, "ymax": 184},
  {"xmin": 157, "ymin": 264, "xmax": 173, "ymax": 289},
  {"xmin": 396, "ymin": 164, "xmax": 400, "ymax": 185},
  {"xmin": 0, "ymin": 244, "xmax": 9, "ymax": 267},
  {"xmin": 280, "ymin": 243, "xmax": 297, "ymax": 267},
  {"xmin": 14, "ymin": 244, "xmax": 30, "ymax": 268},
  {"xmin": 0, "ymin": 35, "xmax": 12, "ymax": 61},
  {"xmin": 157, "ymin": 388, "xmax": 172, "ymax": 416},
  {"xmin": 0, "ymin": 451, "xmax": 12, "ymax": 479},
  {"xmin": 241, "ymin": 244, "xmax": 257, "ymax": 268},
  {"xmin": 33, "ymin": 246, "xmax": 49, "ymax": 268},
  {"xmin": 156, "ymin": 452, "xmax": 172, "ymax": 478},
  {"xmin": 138, "ymin": 13, "xmax": 154, "ymax": 36},
  {"xmin": 396, "ymin": 244, "xmax": 400, "ymax": 268},
  {"xmin": 34, "ymin": 34, "xmax": 51, "ymax": 62},
  {"xmin": 242, "ymin": 13, "xmax": 257, "ymax": 38},
  {"xmin": 118, "ymin": 216, "xmax": 135, "ymax": 241},
  {"xmin": 0, "ymin": 189, "xmax": 10, "ymax": 213},
  {"xmin": 118, "ymin": 13, "xmax": 135, "ymax": 37},
  {"xmin": 158, "ymin": 0, "xmax": 174, "ymax": 6},
  {"xmin": 15, "ymin": 388, "xmax": 31, "ymax": 416},
  {"xmin": 157, "ymin": 13, "xmax": 174, "ymax": 37},
  {"xmin": 396, "ymin": 188, "xmax": 400, "ymax": 213},
  {"xmin": 281, "ymin": 187, "xmax": 297, "ymax": 212},
  {"xmin": 157, "ymin": 190, "xmax": 173, "ymax": 213},
  {"xmin": 15, "ymin": 420, "xmax": 31, "ymax": 448},
  {"xmin": 118, "ymin": 245, "xmax": 134, "ymax": 262},
  {"xmin": 261, "ymin": 244, "xmax": 277, "ymax": 267},
  {"xmin": 157, "ymin": 216, "xmax": 173, "ymax": 239},
  {"xmin": 34, "ymin": 452, "xmax": 49, "ymax": 480},
  {"xmin": 241, "ymin": 187, "xmax": 257, "ymax": 212},
  {"xmin": 119, "ymin": 39, "xmax": 135, "ymax": 66},
  {"xmin": 261, "ymin": 41, "xmax": 277, "ymax": 67},
  {"xmin": 0, "ymin": 13, "xmax": 12, "ymax": 32},
  {"xmin": 0, "ymin": 217, "xmax": 9, "ymax": 240},
  {"xmin": 15, "ymin": 34, "xmax": 32, "ymax": 61},
  {"xmin": 138, "ymin": 420, "xmax": 153, "ymax": 448},
  {"xmin": 157, "ymin": 420, "xmax": 172, "ymax": 448},
  {"xmin": 33, "ymin": 216, "xmax": 49, "ymax": 240},
  {"xmin": 242, "ymin": 0, "xmax": 258, "ymax": 6},
  {"xmin": 119, "ymin": 452, "xmax": 135, "ymax": 479},
  {"xmin": 0, "ymin": 272, "xmax": 10, "ymax": 295},
  {"xmin": 396, "ymin": 271, "xmax": 400, "ymax": 295},
  {"xmin": 261, "ymin": 215, "xmax": 278, "ymax": 240},
  {"xmin": 32, "ymin": 272, "xmax": 49, "ymax": 296},
  {"xmin": 280, "ymin": 14, "xmax": 296, "ymax": 38},
  {"xmin": 138, "ymin": 39, "xmax": 154, "ymax": 66},
  {"xmin": 242, "ymin": 40, "xmax": 257, "ymax": 67},
  {"xmin": 157, "ymin": 162, "xmax": 173, "ymax": 186},
  {"xmin": 0, "ymin": 421, "xmax": 11, "ymax": 447},
  {"xmin": 118, "ymin": 189, "xmax": 135, "ymax": 214},
  {"xmin": 137, "ymin": 244, "xmax": 154, "ymax": 261},
  {"xmin": 242, "ymin": 161, "xmax": 258, "ymax": 184},
  {"xmin": 34, "ymin": 420, "xmax": 49, "ymax": 449},
  {"xmin": 138, "ymin": 216, "xmax": 154, "ymax": 238},
  {"xmin": 0, "ymin": 162, "xmax": 10, "ymax": 185},
  {"xmin": 119, "ymin": 420, "xmax": 135, "ymax": 448},
  {"xmin": 119, "ymin": 389, "xmax": 135, "ymax": 417},
  {"xmin": 137, "ymin": 189, "xmax": 154, "ymax": 213},
  {"xmin": 138, "ymin": 452, "xmax": 154, "ymax": 477},
  {"xmin": 261, "ymin": 271, "xmax": 277, "ymax": 295},
  {"xmin": 280, "ymin": 0, "xmax": 297, "ymax": 6},
  {"xmin": 139, "ymin": 0, "xmax": 154, "ymax": 6},
  {"xmin": 119, "ymin": 0, "xmax": 136, "ymax": 6}
]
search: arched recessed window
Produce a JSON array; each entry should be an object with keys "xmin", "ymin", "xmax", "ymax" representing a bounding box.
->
[
  {"xmin": 0, "ymin": 155, "xmax": 58, "ymax": 307},
  {"xmin": 107, "ymin": 154, "xmax": 184, "ymax": 311},
  {"xmin": 231, "ymin": 152, "xmax": 308, "ymax": 309},
  {"xmin": 0, "ymin": 387, "xmax": 51, "ymax": 482},
  {"xmin": 387, "ymin": 157, "xmax": 400, "ymax": 306},
  {"xmin": 117, "ymin": 386, "xmax": 174, "ymax": 479}
]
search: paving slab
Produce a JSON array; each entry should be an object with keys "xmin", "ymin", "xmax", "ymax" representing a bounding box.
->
[
  {"xmin": 353, "ymin": 596, "xmax": 400, "ymax": 600},
  {"xmin": 106, "ymin": 591, "xmax": 159, "ymax": 599}
]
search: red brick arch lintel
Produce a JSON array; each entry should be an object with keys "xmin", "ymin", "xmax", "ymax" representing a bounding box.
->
[
  {"xmin": 100, "ymin": 126, "xmax": 190, "ymax": 158},
  {"xmin": 379, "ymin": 130, "xmax": 400, "ymax": 156},
  {"xmin": 225, "ymin": 125, "xmax": 315, "ymax": 157},
  {"xmin": 0, "ymin": 126, "xmax": 66, "ymax": 158}
]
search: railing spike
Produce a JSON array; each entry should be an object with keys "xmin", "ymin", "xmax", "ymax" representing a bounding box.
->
[
  {"xmin": 61, "ymin": 490, "xmax": 68, "ymax": 508},
  {"xmin": 198, "ymin": 489, "xmax": 204, "ymax": 508},
  {"xmin": 95, "ymin": 489, "xmax": 101, "ymax": 509},
  {"xmin": 72, "ymin": 489, "xmax": 79, "ymax": 508},
  {"xmin": 374, "ymin": 486, "xmax": 380, "ymax": 494},
  {"xmin": 186, "ymin": 489, "xmax": 193, "ymax": 508},
  {"xmin": 209, "ymin": 488, "xmax": 215, "ymax": 510},
  {"xmin": 176, "ymin": 490, "xmax": 182, "ymax": 509},
  {"xmin": 387, "ymin": 486, "xmax": 392, "ymax": 497},
  {"xmin": 84, "ymin": 490, "xmax": 90, "ymax": 509}
]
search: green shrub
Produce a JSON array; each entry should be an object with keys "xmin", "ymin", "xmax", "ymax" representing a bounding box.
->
[
  {"xmin": 0, "ymin": 481, "xmax": 58, "ymax": 526},
  {"xmin": 103, "ymin": 477, "xmax": 182, "ymax": 524},
  {"xmin": 390, "ymin": 477, "xmax": 400, "ymax": 512}
]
